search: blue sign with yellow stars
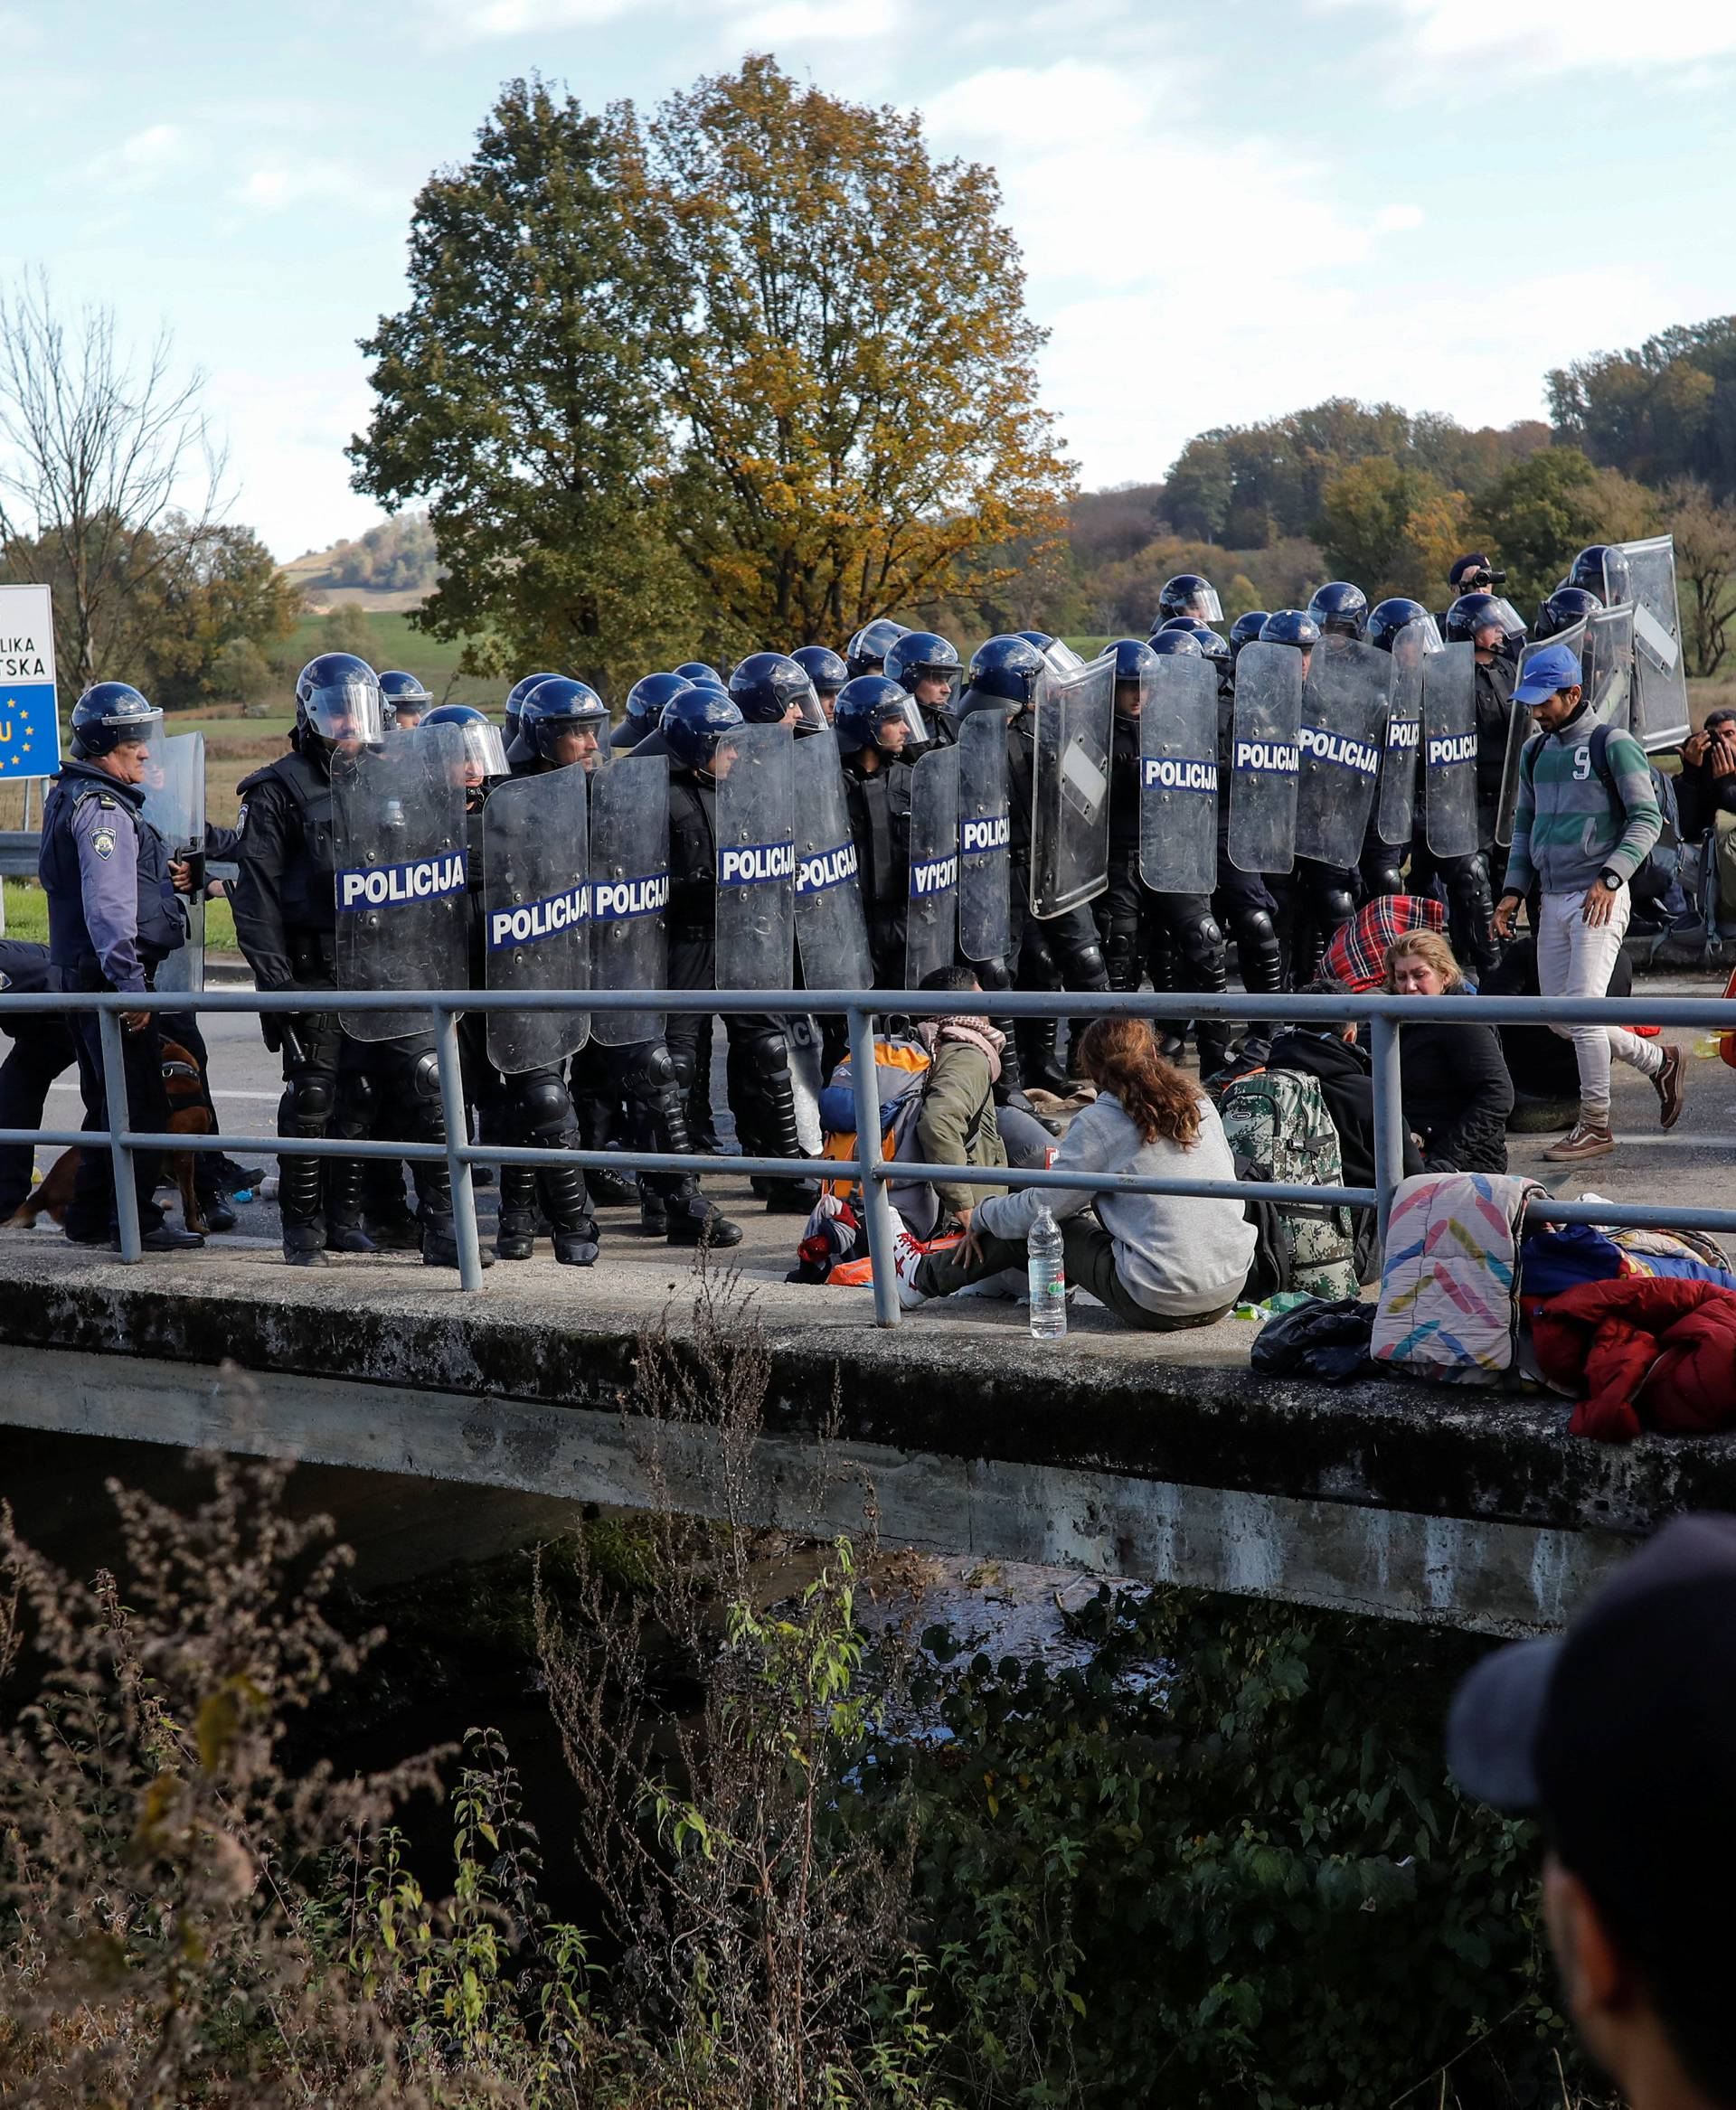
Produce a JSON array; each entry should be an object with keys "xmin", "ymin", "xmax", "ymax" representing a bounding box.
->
[{"xmin": 0, "ymin": 582, "xmax": 61, "ymax": 780}]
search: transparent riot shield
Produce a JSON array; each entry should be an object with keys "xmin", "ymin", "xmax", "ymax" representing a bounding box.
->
[
  {"xmin": 1421, "ymin": 642, "xmax": 1478, "ymax": 859},
  {"xmin": 715, "ymin": 721, "xmax": 796, "ymax": 991},
  {"xmin": 958, "ymin": 703, "xmax": 1013, "ymax": 963},
  {"xmin": 1137, "ymin": 651, "xmax": 1218, "ymax": 895},
  {"xmin": 1227, "ymin": 640, "xmax": 1302, "ymax": 874},
  {"xmin": 139, "ymin": 730, "xmax": 205, "ymax": 994},
  {"xmin": 334, "ymin": 722, "xmax": 470, "ymax": 1042},
  {"xmin": 1029, "ymin": 653, "xmax": 1113, "ymax": 917},
  {"xmin": 482, "ymin": 768, "xmax": 590, "ymax": 1073},
  {"xmin": 1613, "ymin": 534, "xmax": 1689, "ymax": 748},
  {"xmin": 793, "ymin": 728, "xmax": 872, "ymax": 993},
  {"xmin": 906, "ymin": 742, "xmax": 961, "ymax": 987},
  {"xmin": 589, "ymin": 751, "xmax": 669, "ymax": 1048},
  {"xmin": 1295, "ymin": 636, "xmax": 1389, "ymax": 868},
  {"xmin": 1583, "ymin": 601, "xmax": 1636, "ymax": 731},
  {"xmin": 1376, "ymin": 620, "xmax": 1429, "ymax": 847}
]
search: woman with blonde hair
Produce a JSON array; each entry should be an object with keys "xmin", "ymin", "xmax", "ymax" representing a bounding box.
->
[
  {"xmin": 1385, "ymin": 929, "xmax": 1514, "ymax": 1173},
  {"xmin": 890, "ymin": 1016, "xmax": 1255, "ymax": 1330}
]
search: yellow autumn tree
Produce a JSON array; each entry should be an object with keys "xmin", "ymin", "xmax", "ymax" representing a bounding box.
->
[{"xmin": 647, "ymin": 57, "xmax": 1074, "ymax": 650}]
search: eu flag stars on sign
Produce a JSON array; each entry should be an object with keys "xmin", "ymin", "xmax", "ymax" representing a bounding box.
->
[{"xmin": 0, "ymin": 582, "xmax": 63, "ymax": 779}]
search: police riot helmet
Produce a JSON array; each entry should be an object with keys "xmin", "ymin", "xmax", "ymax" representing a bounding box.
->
[
  {"xmin": 844, "ymin": 618, "xmax": 909, "ymax": 682},
  {"xmin": 504, "ymin": 671, "xmax": 561, "ymax": 749},
  {"xmin": 883, "ymin": 630, "xmax": 963, "ymax": 708},
  {"xmin": 727, "ymin": 651, "xmax": 826, "ymax": 731},
  {"xmin": 1157, "ymin": 572, "xmax": 1223, "ymax": 626},
  {"xmin": 1015, "ymin": 629, "xmax": 1057, "ymax": 653},
  {"xmin": 834, "ymin": 674, "xmax": 928, "ymax": 758},
  {"xmin": 422, "ymin": 702, "xmax": 509, "ymax": 784},
  {"xmin": 1109, "ymin": 638, "xmax": 1158, "ymax": 682},
  {"xmin": 1229, "ymin": 609, "xmax": 1271, "ymax": 662},
  {"xmin": 662, "ymin": 684, "xmax": 746, "ymax": 776},
  {"xmin": 1146, "ymin": 628, "xmax": 1204, "ymax": 658},
  {"xmin": 965, "ymin": 634, "xmax": 1047, "ymax": 710},
  {"xmin": 1167, "ymin": 619, "xmax": 1229, "ymax": 665},
  {"xmin": 1260, "ymin": 609, "xmax": 1320, "ymax": 652},
  {"xmin": 1366, "ymin": 598, "xmax": 1442, "ymax": 655},
  {"xmin": 70, "ymin": 681, "xmax": 163, "ymax": 760},
  {"xmin": 1445, "ymin": 591, "xmax": 1527, "ymax": 651},
  {"xmin": 295, "ymin": 653, "xmax": 385, "ymax": 747},
  {"xmin": 1570, "ymin": 545, "xmax": 1629, "ymax": 607},
  {"xmin": 1307, "ymin": 580, "xmax": 1370, "ymax": 640},
  {"xmin": 674, "ymin": 661, "xmax": 722, "ymax": 685},
  {"xmin": 615, "ymin": 671, "xmax": 689, "ymax": 749},
  {"xmin": 378, "ymin": 670, "xmax": 435, "ymax": 724},
  {"xmin": 790, "ymin": 645, "xmax": 848, "ymax": 700},
  {"xmin": 520, "ymin": 677, "xmax": 609, "ymax": 766},
  {"xmin": 1534, "ymin": 584, "xmax": 1605, "ymax": 642}
]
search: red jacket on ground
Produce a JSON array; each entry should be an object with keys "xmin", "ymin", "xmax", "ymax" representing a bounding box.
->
[{"xmin": 1531, "ymin": 1276, "xmax": 1736, "ymax": 1443}]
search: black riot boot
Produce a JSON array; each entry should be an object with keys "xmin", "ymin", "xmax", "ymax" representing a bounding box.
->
[
  {"xmin": 1018, "ymin": 1017, "xmax": 1070, "ymax": 1097},
  {"xmin": 278, "ymin": 1146, "xmax": 328, "ymax": 1266},
  {"xmin": 542, "ymin": 1156, "xmax": 599, "ymax": 1267},
  {"xmin": 495, "ymin": 1163, "xmax": 539, "ymax": 1260},
  {"xmin": 323, "ymin": 1152, "xmax": 378, "ymax": 1254}
]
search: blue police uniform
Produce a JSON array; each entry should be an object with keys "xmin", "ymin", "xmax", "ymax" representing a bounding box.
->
[{"xmin": 37, "ymin": 758, "xmax": 188, "ymax": 1242}]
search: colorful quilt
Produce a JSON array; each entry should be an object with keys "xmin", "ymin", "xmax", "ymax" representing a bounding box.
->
[{"xmin": 1373, "ymin": 1173, "xmax": 1545, "ymax": 1385}]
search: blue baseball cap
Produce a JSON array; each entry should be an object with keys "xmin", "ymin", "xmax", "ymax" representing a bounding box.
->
[{"xmin": 1513, "ymin": 642, "xmax": 1583, "ymax": 706}]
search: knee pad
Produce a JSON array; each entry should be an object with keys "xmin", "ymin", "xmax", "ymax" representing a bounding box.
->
[
  {"xmin": 1103, "ymin": 918, "xmax": 1142, "ymax": 992},
  {"xmin": 1175, "ymin": 913, "xmax": 1225, "ymax": 979},
  {"xmin": 973, "ymin": 951, "xmax": 1014, "ymax": 995},
  {"xmin": 287, "ymin": 1073, "xmax": 335, "ymax": 1130},
  {"xmin": 1317, "ymin": 888, "xmax": 1355, "ymax": 931},
  {"xmin": 410, "ymin": 1048, "xmax": 443, "ymax": 1106},
  {"xmin": 1061, "ymin": 939, "xmax": 1109, "ymax": 994},
  {"xmin": 515, "ymin": 1070, "xmax": 574, "ymax": 1142}
]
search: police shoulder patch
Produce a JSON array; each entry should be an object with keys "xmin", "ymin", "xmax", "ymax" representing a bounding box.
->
[
  {"xmin": 236, "ymin": 800, "xmax": 250, "ymax": 834},
  {"xmin": 90, "ymin": 825, "xmax": 118, "ymax": 860}
]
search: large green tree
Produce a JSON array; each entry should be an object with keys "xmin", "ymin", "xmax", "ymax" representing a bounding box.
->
[
  {"xmin": 1468, "ymin": 447, "xmax": 1656, "ymax": 611},
  {"xmin": 647, "ymin": 57, "xmax": 1071, "ymax": 648},
  {"xmin": 1314, "ymin": 459, "xmax": 1469, "ymax": 603},
  {"xmin": 349, "ymin": 79, "xmax": 694, "ymax": 695}
]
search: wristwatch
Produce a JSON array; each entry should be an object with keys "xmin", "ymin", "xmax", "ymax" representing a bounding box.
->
[{"xmin": 1598, "ymin": 870, "xmax": 1624, "ymax": 892}]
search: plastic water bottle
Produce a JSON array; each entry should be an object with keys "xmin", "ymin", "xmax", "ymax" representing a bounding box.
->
[{"xmin": 1027, "ymin": 1203, "xmax": 1067, "ymax": 1340}]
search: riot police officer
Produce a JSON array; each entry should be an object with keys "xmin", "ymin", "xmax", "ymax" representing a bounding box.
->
[
  {"xmin": 38, "ymin": 683, "xmax": 203, "ymax": 1250},
  {"xmin": 504, "ymin": 671, "xmax": 561, "ymax": 760},
  {"xmin": 1102, "ymin": 638, "xmax": 1231, "ymax": 1077},
  {"xmin": 611, "ymin": 671, "xmax": 690, "ymax": 752},
  {"xmin": 1359, "ymin": 595, "xmax": 1437, "ymax": 900},
  {"xmin": 790, "ymin": 645, "xmax": 848, "ymax": 723},
  {"xmin": 1205, "ymin": 630, "xmax": 1286, "ymax": 1006},
  {"xmin": 967, "ymin": 634, "xmax": 1112, "ymax": 1093},
  {"xmin": 663, "ymin": 687, "xmax": 816, "ymax": 1214},
  {"xmin": 231, "ymin": 653, "xmax": 472, "ymax": 1267},
  {"xmin": 844, "ymin": 619, "xmax": 908, "ymax": 683},
  {"xmin": 883, "ymin": 631, "xmax": 963, "ymax": 749},
  {"xmin": 1259, "ymin": 608, "xmax": 1353, "ymax": 978},
  {"xmin": 380, "ymin": 670, "xmax": 433, "ymax": 730},
  {"xmin": 1156, "ymin": 573, "xmax": 1223, "ymax": 628},
  {"xmin": 728, "ymin": 652, "xmax": 829, "ymax": 733},
  {"xmin": 835, "ymin": 674, "xmax": 924, "ymax": 987}
]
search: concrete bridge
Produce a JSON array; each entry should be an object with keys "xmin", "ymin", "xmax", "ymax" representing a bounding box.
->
[{"xmin": 1, "ymin": 1218, "xmax": 1731, "ymax": 1639}]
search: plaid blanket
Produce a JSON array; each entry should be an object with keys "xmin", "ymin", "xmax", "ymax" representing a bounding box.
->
[{"xmin": 1323, "ymin": 895, "xmax": 1447, "ymax": 992}]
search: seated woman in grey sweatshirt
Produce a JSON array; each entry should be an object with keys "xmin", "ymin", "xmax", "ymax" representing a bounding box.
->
[{"xmin": 892, "ymin": 1017, "xmax": 1256, "ymax": 1331}]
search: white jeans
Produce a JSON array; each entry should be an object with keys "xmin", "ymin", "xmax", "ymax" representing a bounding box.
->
[{"xmin": 1534, "ymin": 888, "xmax": 1661, "ymax": 1118}]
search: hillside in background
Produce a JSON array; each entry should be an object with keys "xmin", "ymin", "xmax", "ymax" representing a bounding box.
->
[{"xmin": 285, "ymin": 513, "xmax": 439, "ymax": 614}]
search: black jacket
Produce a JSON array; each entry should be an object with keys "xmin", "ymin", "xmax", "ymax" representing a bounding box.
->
[
  {"xmin": 1266, "ymin": 1029, "xmax": 1426, "ymax": 1193},
  {"xmin": 1395, "ymin": 998, "xmax": 1514, "ymax": 1173},
  {"xmin": 1674, "ymin": 751, "xmax": 1736, "ymax": 842},
  {"xmin": 1474, "ymin": 655, "xmax": 1515, "ymax": 843}
]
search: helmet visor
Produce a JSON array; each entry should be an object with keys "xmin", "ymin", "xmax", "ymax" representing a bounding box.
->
[
  {"xmin": 1404, "ymin": 613, "xmax": 1445, "ymax": 654},
  {"xmin": 869, "ymin": 692, "xmax": 929, "ymax": 754},
  {"xmin": 789, "ymin": 678, "xmax": 828, "ymax": 733},
  {"xmin": 452, "ymin": 720, "xmax": 509, "ymax": 784},
  {"xmin": 1043, "ymin": 640, "xmax": 1086, "ymax": 676},
  {"xmin": 533, "ymin": 708, "xmax": 609, "ymax": 765},
  {"xmin": 1172, "ymin": 585, "xmax": 1223, "ymax": 623},
  {"xmin": 305, "ymin": 674, "xmax": 385, "ymax": 746}
]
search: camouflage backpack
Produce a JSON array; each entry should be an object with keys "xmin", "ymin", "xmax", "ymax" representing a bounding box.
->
[{"xmin": 1219, "ymin": 1068, "xmax": 1359, "ymax": 1300}]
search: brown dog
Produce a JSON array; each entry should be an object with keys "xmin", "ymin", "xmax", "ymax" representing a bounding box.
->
[{"xmin": 5, "ymin": 1034, "xmax": 213, "ymax": 1234}]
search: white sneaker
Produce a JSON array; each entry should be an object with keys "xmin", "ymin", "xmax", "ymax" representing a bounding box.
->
[{"xmin": 891, "ymin": 1230, "xmax": 929, "ymax": 1309}]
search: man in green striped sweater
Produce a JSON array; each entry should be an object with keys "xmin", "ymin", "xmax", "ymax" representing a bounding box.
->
[{"xmin": 1493, "ymin": 642, "xmax": 1686, "ymax": 1161}]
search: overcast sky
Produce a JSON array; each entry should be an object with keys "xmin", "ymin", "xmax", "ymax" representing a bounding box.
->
[{"xmin": 6, "ymin": 0, "xmax": 1734, "ymax": 559}]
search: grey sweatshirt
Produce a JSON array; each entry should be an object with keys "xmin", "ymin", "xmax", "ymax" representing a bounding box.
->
[{"xmin": 976, "ymin": 1091, "xmax": 1257, "ymax": 1316}]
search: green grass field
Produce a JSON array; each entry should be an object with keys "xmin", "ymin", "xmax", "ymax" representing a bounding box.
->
[
  {"xmin": 3, "ymin": 877, "xmax": 237, "ymax": 953},
  {"xmin": 288, "ymin": 611, "xmax": 499, "ymax": 709}
]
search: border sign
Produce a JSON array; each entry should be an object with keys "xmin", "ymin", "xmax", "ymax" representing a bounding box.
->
[{"xmin": 0, "ymin": 584, "xmax": 60, "ymax": 780}]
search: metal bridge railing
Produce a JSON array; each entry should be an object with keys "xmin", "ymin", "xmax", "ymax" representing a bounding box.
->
[{"xmin": 1, "ymin": 984, "xmax": 1733, "ymax": 1327}]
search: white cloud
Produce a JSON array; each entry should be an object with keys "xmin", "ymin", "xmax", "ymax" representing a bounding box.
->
[
  {"xmin": 1326, "ymin": 0, "xmax": 1736, "ymax": 74},
  {"xmin": 411, "ymin": 0, "xmax": 637, "ymax": 44},
  {"xmin": 208, "ymin": 363, "xmax": 383, "ymax": 560},
  {"xmin": 231, "ymin": 165, "xmax": 399, "ymax": 215},
  {"xmin": 1374, "ymin": 203, "xmax": 1424, "ymax": 232},
  {"xmin": 85, "ymin": 123, "xmax": 190, "ymax": 189}
]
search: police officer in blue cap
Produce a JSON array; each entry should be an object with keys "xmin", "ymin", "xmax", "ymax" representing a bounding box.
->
[{"xmin": 38, "ymin": 682, "xmax": 203, "ymax": 1250}]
